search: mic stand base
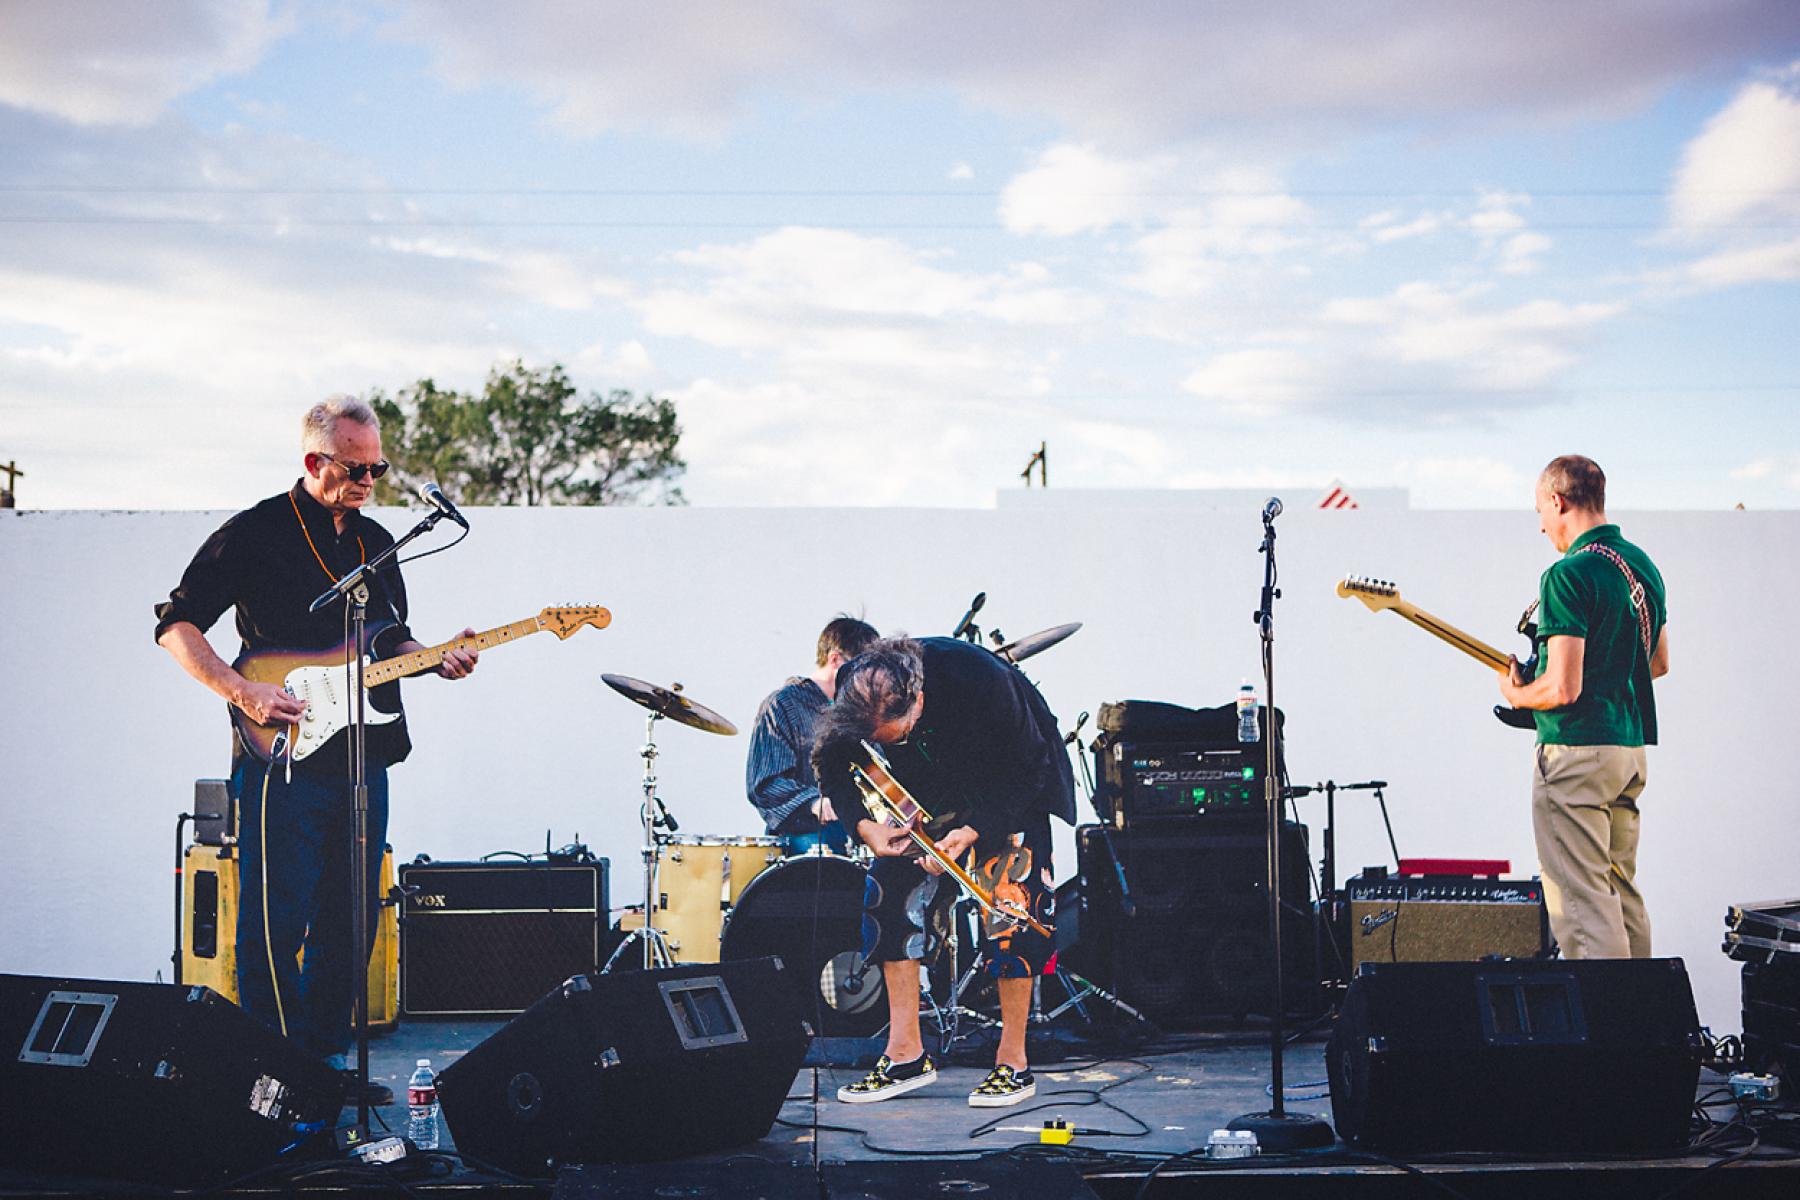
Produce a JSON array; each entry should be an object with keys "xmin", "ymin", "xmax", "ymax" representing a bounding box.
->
[{"xmin": 1226, "ymin": 1109, "xmax": 1335, "ymax": 1152}]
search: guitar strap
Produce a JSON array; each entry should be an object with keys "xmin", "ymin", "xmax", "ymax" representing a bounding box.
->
[{"xmin": 1578, "ymin": 542, "xmax": 1654, "ymax": 662}]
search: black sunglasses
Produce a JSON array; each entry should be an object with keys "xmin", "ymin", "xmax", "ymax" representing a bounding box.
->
[{"xmin": 318, "ymin": 452, "xmax": 390, "ymax": 482}]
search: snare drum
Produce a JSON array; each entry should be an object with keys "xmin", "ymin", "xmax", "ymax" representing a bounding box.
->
[
  {"xmin": 651, "ymin": 834, "xmax": 785, "ymax": 962},
  {"xmin": 720, "ymin": 853, "xmax": 886, "ymax": 1037}
]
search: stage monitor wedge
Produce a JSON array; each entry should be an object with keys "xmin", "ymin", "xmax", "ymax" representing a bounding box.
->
[
  {"xmin": 1327, "ymin": 957, "xmax": 1704, "ymax": 1154},
  {"xmin": 0, "ymin": 974, "xmax": 344, "ymax": 1186},
  {"xmin": 437, "ymin": 957, "xmax": 811, "ymax": 1173}
]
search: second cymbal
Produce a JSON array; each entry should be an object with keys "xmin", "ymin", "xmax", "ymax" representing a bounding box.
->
[{"xmin": 601, "ymin": 673, "xmax": 738, "ymax": 735}]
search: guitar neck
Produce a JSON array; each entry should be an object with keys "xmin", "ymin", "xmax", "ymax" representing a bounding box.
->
[
  {"xmin": 1388, "ymin": 600, "xmax": 1512, "ymax": 672},
  {"xmin": 363, "ymin": 616, "xmax": 546, "ymax": 686}
]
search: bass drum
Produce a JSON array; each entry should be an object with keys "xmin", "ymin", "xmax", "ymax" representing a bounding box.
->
[{"xmin": 719, "ymin": 853, "xmax": 886, "ymax": 1038}]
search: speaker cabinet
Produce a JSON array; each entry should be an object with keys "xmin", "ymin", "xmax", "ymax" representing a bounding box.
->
[
  {"xmin": 400, "ymin": 859, "xmax": 608, "ymax": 1017},
  {"xmin": 1065, "ymin": 820, "xmax": 1318, "ymax": 1027},
  {"xmin": 180, "ymin": 843, "xmax": 399, "ymax": 1029},
  {"xmin": 1327, "ymin": 958, "xmax": 1704, "ymax": 1153},
  {"xmin": 0, "ymin": 974, "xmax": 344, "ymax": 1185},
  {"xmin": 437, "ymin": 957, "xmax": 810, "ymax": 1173}
]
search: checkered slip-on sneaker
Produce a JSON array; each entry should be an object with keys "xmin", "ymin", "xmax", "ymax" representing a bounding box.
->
[
  {"xmin": 968, "ymin": 1064, "xmax": 1036, "ymax": 1107},
  {"xmin": 837, "ymin": 1053, "xmax": 938, "ymax": 1104}
]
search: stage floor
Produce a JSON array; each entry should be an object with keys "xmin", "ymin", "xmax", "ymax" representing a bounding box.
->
[
  {"xmin": 4, "ymin": 1016, "xmax": 1796, "ymax": 1198},
  {"xmin": 328, "ymin": 1017, "xmax": 1800, "ymax": 1199}
]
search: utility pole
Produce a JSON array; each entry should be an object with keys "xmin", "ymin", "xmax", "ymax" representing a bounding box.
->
[
  {"xmin": 0, "ymin": 459, "xmax": 22, "ymax": 509},
  {"xmin": 1019, "ymin": 442, "xmax": 1047, "ymax": 488}
]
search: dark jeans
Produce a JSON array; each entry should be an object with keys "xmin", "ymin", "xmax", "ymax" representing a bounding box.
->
[
  {"xmin": 784, "ymin": 818, "xmax": 850, "ymax": 855},
  {"xmin": 232, "ymin": 756, "xmax": 389, "ymax": 1059}
]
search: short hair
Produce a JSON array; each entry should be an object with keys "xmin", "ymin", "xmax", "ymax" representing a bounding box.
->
[
  {"xmin": 816, "ymin": 615, "xmax": 880, "ymax": 667},
  {"xmin": 812, "ymin": 637, "xmax": 924, "ymax": 769},
  {"xmin": 301, "ymin": 395, "xmax": 380, "ymax": 455},
  {"xmin": 1540, "ymin": 455, "xmax": 1606, "ymax": 513}
]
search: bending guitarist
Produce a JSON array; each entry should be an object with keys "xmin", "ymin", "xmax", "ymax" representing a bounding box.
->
[
  {"xmin": 153, "ymin": 396, "xmax": 478, "ymax": 1105},
  {"xmin": 815, "ymin": 636, "xmax": 1075, "ymax": 1109},
  {"xmin": 1498, "ymin": 454, "xmax": 1669, "ymax": 960}
]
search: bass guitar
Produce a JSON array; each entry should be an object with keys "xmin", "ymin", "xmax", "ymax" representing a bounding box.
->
[
  {"xmin": 848, "ymin": 740, "xmax": 1053, "ymax": 939},
  {"xmin": 232, "ymin": 605, "xmax": 611, "ymax": 762},
  {"xmin": 1335, "ymin": 577, "xmax": 1537, "ymax": 729}
]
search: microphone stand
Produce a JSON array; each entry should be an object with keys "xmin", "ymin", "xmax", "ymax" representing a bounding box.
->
[
  {"xmin": 309, "ymin": 507, "xmax": 450, "ymax": 1138},
  {"xmin": 1229, "ymin": 504, "xmax": 1334, "ymax": 1151}
]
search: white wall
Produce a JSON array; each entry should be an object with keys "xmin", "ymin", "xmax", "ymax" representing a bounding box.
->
[{"xmin": 1, "ymin": 505, "xmax": 1793, "ymax": 1031}]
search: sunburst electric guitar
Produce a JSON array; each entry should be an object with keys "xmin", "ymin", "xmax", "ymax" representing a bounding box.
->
[
  {"xmin": 232, "ymin": 605, "xmax": 611, "ymax": 762},
  {"xmin": 1335, "ymin": 577, "xmax": 1537, "ymax": 729},
  {"xmin": 848, "ymin": 740, "xmax": 1053, "ymax": 939}
]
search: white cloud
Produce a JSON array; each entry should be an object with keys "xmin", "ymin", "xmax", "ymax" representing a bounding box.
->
[
  {"xmin": 1654, "ymin": 64, "xmax": 1800, "ymax": 294},
  {"xmin": 639, "ymin": 227, "xmax": 1099, "ymax": 396},
  {"xmin": 1325, "ymin": 283, "xmax": 1621, "ymax": 391},
  {"xmin": 998, "ymin": 143, "xmax": 1169, "ymax": 236},
  {"xmin": 1180, "ymin": 348, "xmax": 1329, "ymax": 413},
  {"xmin": 0, "ymin": 0, "xmax": 289, "ymax": 126},
  {"xmin": 1498, "ymin": 231, "xmax": 1553, "ymax": 275},
  {"xmin": 1667, "ymin": 70, "xmax": 1800, "ymax": 235},
  {"xmin": 1732, "ymin": 458, "xmax": 1776, "ymax": 480},
  {"xmin": 384, "ymin": 2, "xmax": 1800, "ymax": 143},
  {"xmin": 948, "ymin": 162, "xmax": 975, "ymax": 181}
]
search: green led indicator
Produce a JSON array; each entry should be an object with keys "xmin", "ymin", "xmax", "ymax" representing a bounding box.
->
[{"xmin": 1242, "ymin": 767, "xmax": 1255, "ymax": 780}]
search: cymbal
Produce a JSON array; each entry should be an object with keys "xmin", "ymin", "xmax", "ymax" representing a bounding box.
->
[
  {"xmin": 601, "ymin": 674, "xmax": 738, "ymax": 735},
  {"xmin": 997, "ymin": 622, "xmax": 1083, "ymax": 664}
]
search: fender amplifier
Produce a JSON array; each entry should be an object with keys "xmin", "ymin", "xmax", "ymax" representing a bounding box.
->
[
  {"xmin": 400, "ymin": 859, "xmax": 609, "ymax": 1017},
  {"xmin": 1346, "ymin": 870, "xmax": 1547, "ymax": 969}
]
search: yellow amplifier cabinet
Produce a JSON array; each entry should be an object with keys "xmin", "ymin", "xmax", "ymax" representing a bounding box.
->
[{"xmin": 179, "ymin": 843, "xmax": 400, "ymax": 1030}]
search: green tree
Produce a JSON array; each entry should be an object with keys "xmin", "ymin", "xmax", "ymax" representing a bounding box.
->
[{"xmin": 370, "ymin": 360, "xmax": 685, "ymax": 506}]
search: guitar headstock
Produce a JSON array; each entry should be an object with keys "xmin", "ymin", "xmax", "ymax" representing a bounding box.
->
[
  {"xmin": 1336, "ymin": 575, "xmax": 1403, "ymax": 612},
  {"xmin": 537, "ymin": 605, "xmax": 613, "ymax": 639}
]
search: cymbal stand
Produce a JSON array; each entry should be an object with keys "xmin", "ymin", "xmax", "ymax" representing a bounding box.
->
[{"xmin": 602, "ymin": 710, "xmax": 679, "ymax": 972}]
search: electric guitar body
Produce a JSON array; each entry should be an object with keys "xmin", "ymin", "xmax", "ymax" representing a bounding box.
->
[{"xmin": 231, "ymin": 605, "xmax": 611, "ymax": 762}]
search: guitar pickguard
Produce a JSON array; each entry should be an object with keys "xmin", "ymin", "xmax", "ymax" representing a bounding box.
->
[{"xmin": 274, "ymin": 662, "xmax": 401, "ymax": 761}]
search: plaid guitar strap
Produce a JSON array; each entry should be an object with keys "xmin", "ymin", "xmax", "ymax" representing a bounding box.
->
[{"xmin": 1579, "ymin": 542, "xmax": 1654, "ymax": 662}]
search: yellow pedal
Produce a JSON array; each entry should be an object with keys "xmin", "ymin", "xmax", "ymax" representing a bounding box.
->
[{"xmin": 1039, "ymin": 1119, "xmax": 1074, "ymax": 1145}]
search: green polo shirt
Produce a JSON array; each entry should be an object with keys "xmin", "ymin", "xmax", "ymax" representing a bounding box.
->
[{"xmin": 1533, "ymin": 524, "xmax": 1665, "ymax": 747}]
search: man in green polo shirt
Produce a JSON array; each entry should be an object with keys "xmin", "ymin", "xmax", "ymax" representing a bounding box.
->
[{"xmin": 1499, "ymin": 455, "xmax": 1670, "ymax": 959}]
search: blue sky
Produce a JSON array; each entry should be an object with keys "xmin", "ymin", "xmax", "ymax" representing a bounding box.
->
[{"xmin": 3, "ymin": 0, "xmax": 1798, "ymax": 509}]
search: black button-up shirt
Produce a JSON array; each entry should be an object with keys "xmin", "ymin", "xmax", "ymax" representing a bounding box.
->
[
  {"xmin": 822, "ymin": 637, "xmax": 1076, "ymax": 844},
  {"xmin": 154, "ymin": 481, "xmax": 415, "ymax": 767}
]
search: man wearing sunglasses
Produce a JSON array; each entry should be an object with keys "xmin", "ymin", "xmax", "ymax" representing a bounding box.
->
[{"xmin": 154, "ymin": 395, "xmax": 478, "ymax": 1106}]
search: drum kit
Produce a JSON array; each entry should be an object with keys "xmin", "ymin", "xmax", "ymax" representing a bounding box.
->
[{"xmin": 592, "ymin": 621, "xmax": 1090, "ymax": 1040}]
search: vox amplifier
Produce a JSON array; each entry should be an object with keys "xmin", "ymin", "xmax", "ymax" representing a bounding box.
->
[
  {"xmin": 1346, "ymin": 870, "xmax": 1547, "ymax": 969},
  {"xmin": 400, "ymin": 859, "xmax": 609, "ymax": 1017},
  {"xmin": 178, "ymin": 843, "xmax": 399, "ymax": 1029}
]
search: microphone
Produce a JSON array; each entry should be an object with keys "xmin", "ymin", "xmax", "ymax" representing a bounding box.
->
[
  {"xmin": 1262, "ymin": 496, "xmax": 1283, "ymax": 523},
  {"xmin": 1341, "ymin": 780, "xmax": 1387, "ymax": 791},
  {"xmin": 1063, "ymin": 710, "xmax": 1090, "ymax": 747},
  {"xmin": 951, "ymin": 591, "xmax": 987, "ymax": 639},
  {"xmin": 418, "ymin": 481, "xmax": 470, "ymax": 530}
]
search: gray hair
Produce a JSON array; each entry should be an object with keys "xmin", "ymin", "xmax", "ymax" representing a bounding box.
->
[
  {"xmin": 812, "ymin": 637, "xmax": 924, "ymax": 769},
  {"xmin": 1540, "ymin": 454, "xmax": 1606, "ymax": 513},
  {"xmin": 301, "ymin": 394, "xmax": 380, "ymax": 454}
]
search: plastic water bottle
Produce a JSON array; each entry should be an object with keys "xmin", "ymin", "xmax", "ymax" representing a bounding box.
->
[
  {"xmin": 1236, "ymin": 681, "xmax": 1260, "ymax": 743},
  {"xmin": 407, "ymin": 1058, "xmax": 439, "ymax": 1150}
]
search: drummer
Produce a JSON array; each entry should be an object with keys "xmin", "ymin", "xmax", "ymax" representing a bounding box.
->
[{"xmin": 745, "ymin": 615, "xmax": 880, "ymax": 853}]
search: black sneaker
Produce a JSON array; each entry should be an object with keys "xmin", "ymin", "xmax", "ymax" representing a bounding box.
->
[
  {"xmin": 968, "ymin": 1064, "xmax": 1035, "ymax": 1107},
  {"xmin": 837, "ymin": 1053, "xmax": 937, "ymax": 1103},
  {"xmin": 339, "ymin": 1070, "xmax": 395, "ymax": 1107}
]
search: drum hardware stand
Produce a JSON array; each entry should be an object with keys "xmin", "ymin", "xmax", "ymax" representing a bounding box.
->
[
  {"xmin": 603, "ymin": 709, "xmax": 680, "ymax": 972},
  {"xmin": 1228, "ymin": 498, "xmax": 1334, "ymax": 1151}
]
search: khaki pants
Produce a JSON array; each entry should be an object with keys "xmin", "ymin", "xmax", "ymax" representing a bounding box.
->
[{"xmin": 1531, "ymin": 743, "xmax": 1651, "ymax": 959}]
